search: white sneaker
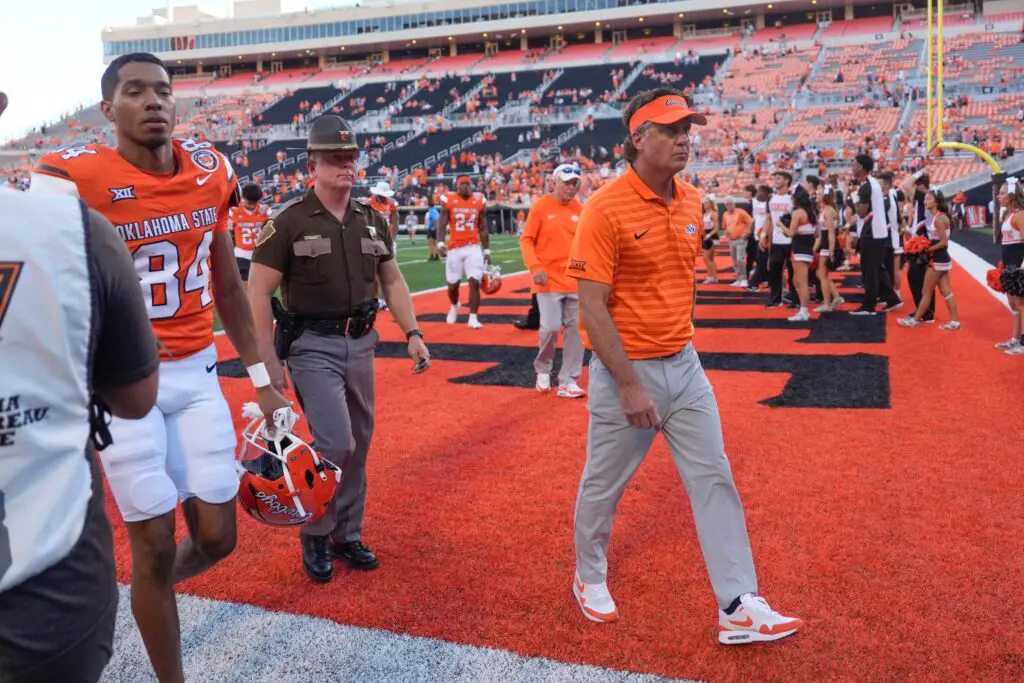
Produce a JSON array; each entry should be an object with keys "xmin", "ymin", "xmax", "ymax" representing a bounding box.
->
[
  {"xmin": 536, "ymin": 373, "xmax": 551, "ymax": 393},
  {"xmin": 813, "ymin": 303, "xmax": 831, "ymax": 313},
  {"xmin": 718, "ymin": 594, "xmax": 804, "ymax": 645},
  {"xmin": 573, "ymin": 574, "xmax": 618, "ymax": 623},
  {"xmin": 832, "ymin": 296, "xmax": 846, "ymax": 308},
  {"xmin": 735, "ymin": 279, "xmax": 748, "ymax": 288},
  {"xmin": 1006, "ymin": 344, "xmax": 1024, "ymax": 355},
  {"xmin": 995, "ymin": 337, "xmax": 1020, "ymax": 350},
  {"xmin": 467, "ymin": 314, "xmax": 483, "ymax": 329},
  {"xmin": 787, "ymin": 309, "xmax": 810, "ymax": 322},
  {"xmin": 557, "ymin": 382, "xmax": 586, "ymax": 399},
  {"xmin": 939, "ymin": 321, "xmax": 961, "ymax": 331},
  {"xmin": 703, "ymin": 277, "xmax": 719, "ymax": 284},
  {"xmin": 446, "ymin": 304, "xmax": 460, "ymax": 324}
]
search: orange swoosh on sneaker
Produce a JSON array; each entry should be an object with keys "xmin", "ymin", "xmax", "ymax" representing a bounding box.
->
[{"xmin": 728, "ymin": 616, "xmax": 754, "ymax": 628}]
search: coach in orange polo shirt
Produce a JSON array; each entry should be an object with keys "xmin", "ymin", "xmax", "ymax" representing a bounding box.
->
[
  {"xmin": 520, "ymin": 163, "xmax": 586, "ymax": 398},
  {"xmin": 565, "ymin": 88, "xmax": 803, "ymax": 644}
]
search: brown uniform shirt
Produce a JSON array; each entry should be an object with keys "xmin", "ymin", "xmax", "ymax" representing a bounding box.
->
[{"xmin": 251, "ymin": 188, "xmax": 393, "ymax": 317}]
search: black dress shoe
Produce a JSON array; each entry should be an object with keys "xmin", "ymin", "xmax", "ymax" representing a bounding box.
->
[
  {"xmin": 301, "ymin": 535, "xmax": 333, "ymax": 583},
  {"xmin": 513, "ymin": 319, "xmax": 539, "ymax": 330},
  {"xmin": 329, "ymin": 540, "xmax": 380, "ymax": 570}
]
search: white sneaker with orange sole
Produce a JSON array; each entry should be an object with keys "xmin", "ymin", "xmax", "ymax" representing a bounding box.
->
[
  {"xmin": 718, "ymin": 594, "xmax": 804, "ymax": 645},
  {"xmin": 557, "ymin": 383, "xmax": 586, "ymax": 399},
  {"xmin": 536, "ymin": 373, "xmax": 551, "ymax": 393},
  {"xmin": 572, "ymin": 575, "xmax": 618, "ymax": 623}
]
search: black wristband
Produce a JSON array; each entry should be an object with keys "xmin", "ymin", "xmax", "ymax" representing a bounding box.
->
[{"xmin": 405, "ymin": 329, "xmax": 423, "ymax": 341}]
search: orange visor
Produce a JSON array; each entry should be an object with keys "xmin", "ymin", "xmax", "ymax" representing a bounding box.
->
[{"xmin": 628, "ymin": 96, "xmax": 708, "ymax": 134}]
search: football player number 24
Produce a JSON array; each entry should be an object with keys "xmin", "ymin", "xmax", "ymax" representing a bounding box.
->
[{"xmin": 133, "ymin": 231, "xmax": 214, "ymax": 319}]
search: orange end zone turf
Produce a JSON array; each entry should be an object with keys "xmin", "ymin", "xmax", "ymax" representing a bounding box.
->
[{"xmin": 104, "ymin": 257, "xmax": 1023, "ymax": 682}]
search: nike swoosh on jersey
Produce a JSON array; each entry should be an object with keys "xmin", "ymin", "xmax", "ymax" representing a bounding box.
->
[
  {"xmin": 206, "ymin": 362, "xmax": 217, "ymax": 373},
  {"xmin": 197, "ymin": 174, "xmax": 213, "ymax": 186},
  {"xmin": 634, "ymin": 229, "xmax": 650, "ymax": 239}
]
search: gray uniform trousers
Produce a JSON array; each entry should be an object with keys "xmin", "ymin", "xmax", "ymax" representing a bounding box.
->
[
  {"xmin": 534, "ymin": 292, "xmax": 585, "ymax": 385},
  {"xmin": 573, "ymin": 343, "xmax": 758, "ymax": 610},
  {"xmin": 287, "ymin": 329, "xmax": 377, "ymax": 541}
]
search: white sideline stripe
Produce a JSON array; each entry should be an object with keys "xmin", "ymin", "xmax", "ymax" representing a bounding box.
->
[
  {"xmin": 398, "ymin": 245, "xmax": 522, "ymax": 266},
  {"xmin": 100, "ymin": 586, "xmax": 698, "ymax": 683},
  {"xmin": 212, "ymin": 269, "xmax": 529, "ymax": 337},
  {"xmin": 947, "ymin": 241, "xmax": 1011, "ymax": 311}
]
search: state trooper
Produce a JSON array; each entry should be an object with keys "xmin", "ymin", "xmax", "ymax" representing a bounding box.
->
[{"xmin": 247, "ymin": 115, "xmax": 430, "ymax": 583}]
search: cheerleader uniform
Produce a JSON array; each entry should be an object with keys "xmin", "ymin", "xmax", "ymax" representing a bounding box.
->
[
  {"xmin": 702, "ymin": 212, "xmax": 716, "ymax": 251},
  {"xmin": 927, "ymin": 213, "xmax": 952, "ymax": 272},
  {"xmin": 791, "ymin": 216, "xmax": 817, "ymax": 264},
  {"xmin": 1001, "ymin": 209, "xmax": 1024, "ymax": 269}
]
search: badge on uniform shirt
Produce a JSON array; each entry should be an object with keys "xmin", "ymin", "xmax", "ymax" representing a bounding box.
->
[
  {"xmin": 367, "ymin": 225, "xmax": 377, "ymax": 240},
  {"xmin": 255, "ymin": 219, "xmax": 277, "ymax": 247}
]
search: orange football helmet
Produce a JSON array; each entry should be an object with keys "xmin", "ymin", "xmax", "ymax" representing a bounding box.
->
[
  {"xmin": 236, "ymin": 405, "xmax": 340, "ymax": 527},
  {"xmin": 481, "ymin": 264, "xmax": 502, "ymax": 295}
]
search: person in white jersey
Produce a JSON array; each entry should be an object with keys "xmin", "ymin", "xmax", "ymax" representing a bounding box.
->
[
  {"xmin": 746, "ymin": 184, "xmax": 771, "ymax": 291},
  {"xmin": 763, "ymin": 171, "xmax": 794, "ymax": 307},
  {"xmin": 0, "ymin": 81, "xmax": 160, "ymax": 683}
]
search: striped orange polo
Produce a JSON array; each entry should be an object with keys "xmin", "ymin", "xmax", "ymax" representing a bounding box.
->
[{"xmin": 565, "ymin": 165, "xmax": 702, "ymax": 360}]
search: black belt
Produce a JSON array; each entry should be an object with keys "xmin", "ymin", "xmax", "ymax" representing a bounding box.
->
[{"xmin": 297, "ymin": 313, "xmax": 377, "ymax": 339}]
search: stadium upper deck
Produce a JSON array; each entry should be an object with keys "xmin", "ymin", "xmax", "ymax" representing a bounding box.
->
[{"xmin": 3, "ymin": 0, "xmax": 1022, "ymax": 200}]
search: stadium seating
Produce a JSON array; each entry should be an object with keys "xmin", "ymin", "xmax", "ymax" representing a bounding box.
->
[
  {"xmin": 940, "ymin": 33, "xmax": 1024, "ymax": 85},
  {"xmin": 719, "ymin": 47, "xmax": 818, "ymax": 101},
  {"xmin": 821, "ymin": 17, "xmax": 895, "ymax": 39},
  {"xmin": 747, "ymin": 22, "xmax": 819, "ymax": 48},
  {"xmin": 4, "ymin": 19, "xmax": 1024, "ymax": 205},
  {"xmin": 255, "ymin": 86, "xmax": 342, "ymax": 126},
  {"xmin": 807, "ymin": 39, "xmax": 922, "ymax": 96},
  {"xmin": 770, "ymin": 105, "xmax": 902, "ymax": 152}
]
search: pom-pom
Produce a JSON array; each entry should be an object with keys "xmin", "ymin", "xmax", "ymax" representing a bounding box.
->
[
  {"xmin": 904, "ymin": 235, "xmax": 931, "ymax": 254},
  {"xmin": 1000, "ymin": 265, "xmax": 1024, "ymax": 297},
  {"xmin": 987, "ymin": 263, "xmax": 1004, "ymax": 293}
]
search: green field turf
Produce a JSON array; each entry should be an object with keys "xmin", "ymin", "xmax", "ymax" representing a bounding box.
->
[{"xmin": 214, "ymin": 233, "xmax": 524, "ymax": 330}]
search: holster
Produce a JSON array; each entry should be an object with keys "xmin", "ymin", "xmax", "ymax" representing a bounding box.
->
[
  {"xmin": 271, "ymin": 297, "xmax": 298, "ymax": 360},
  {"xmin": 294, "ymin": 300, "xmax": 380, "ymax": 340}
]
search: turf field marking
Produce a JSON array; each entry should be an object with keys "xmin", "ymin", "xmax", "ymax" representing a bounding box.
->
[{"xmin": 948, "ymin": 242, "xmax": 1011, "ymax": 311}]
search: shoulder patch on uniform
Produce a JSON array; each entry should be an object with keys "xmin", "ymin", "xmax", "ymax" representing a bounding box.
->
[
  {"xmin": 255, "ymin": 219, "xmax": 277, "ymax": 247},
  {"xmin": 271, "ymin": 195, "xmax": 305, "ymax": 219}
]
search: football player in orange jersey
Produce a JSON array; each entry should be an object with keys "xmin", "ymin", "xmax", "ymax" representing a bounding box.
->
[
  {"xmin": 228, "ymin": 183, "xmax": 270, "ymax": 291},
  {"xmin": 437, "ymin": 176, "xmax": 490, "ymax": 329},
  {"xmin": 30, "ymin": 53, "xmax": 291, "ymax": 683},
  {"xmin": 368, "ymin": 181, "xmax": 399, "ymax": 310}
]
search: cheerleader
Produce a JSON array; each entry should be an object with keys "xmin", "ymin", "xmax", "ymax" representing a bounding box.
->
[
  {"xmin": 782, "ymin": 184, "xmax": 817, "ymax": 321},
  {"xmin": 814, "ymin": 184, "xmax": 844, "ymax": 312},
  {"xmin": 995, "ymin": 177, "xmax": 1024, "ymax": 355},
  {"xmin": 701, "ymin": 196, "xmax": 720, "ymax": 284},
  {"xmin": 897, "ymin": 190, "xmax": 961, "ymax": 330}
]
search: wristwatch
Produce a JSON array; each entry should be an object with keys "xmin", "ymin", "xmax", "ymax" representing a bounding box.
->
[{"xmin": 406, "ymin": 328, "xmax": 424, "ymax": 341}]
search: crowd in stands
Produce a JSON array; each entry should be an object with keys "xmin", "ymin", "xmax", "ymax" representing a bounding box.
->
[{"xmin": 4, "ymin": 16, "xmax": 1023, "ymax": 205}]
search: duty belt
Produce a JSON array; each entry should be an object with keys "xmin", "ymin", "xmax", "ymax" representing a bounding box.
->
[{"xmin": 296, "ymin": 305, "xmax": 378, "ymax": 340}]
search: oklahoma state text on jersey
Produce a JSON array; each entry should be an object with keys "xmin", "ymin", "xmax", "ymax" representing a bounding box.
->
[
  {"xmin": 229, "ymin": 203, "xmax": 270, "ymax": 256},
  {"xmin": 31, "ymin": 139, "xmax": 238, "ymax": 359},
  {"xmin": 440, "ymin": 192, "xmax": 486, "ymax": 248}
]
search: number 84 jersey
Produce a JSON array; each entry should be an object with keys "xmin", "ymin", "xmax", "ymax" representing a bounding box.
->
[{"xmin": 31, "ymin": 139, "xmax": 238, "ymax": 359}]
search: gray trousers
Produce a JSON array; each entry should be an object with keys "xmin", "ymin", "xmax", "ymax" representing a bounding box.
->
[
  {"xmin": 287, "ymin": 329, "xmax": 377, "ymax": 541},
  {"xmin": 728, "ymin": 239, "xmax": 748, "ymax": 281},
  {"xmin": 534, "ymin": 292, "xmax": 585, "ymax": 384},
  {"xmin": 573, "ymin": 343, "xmax": 757, "ymax": 609}
]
